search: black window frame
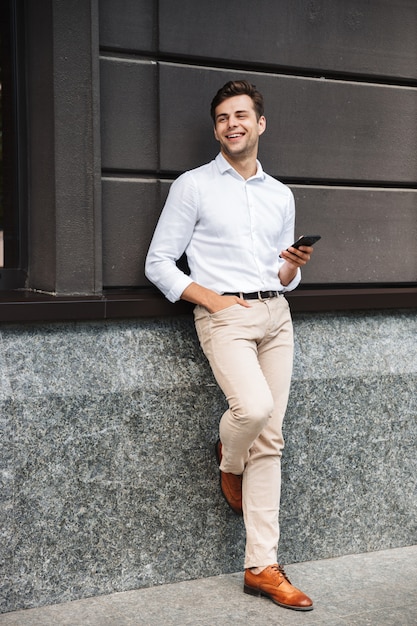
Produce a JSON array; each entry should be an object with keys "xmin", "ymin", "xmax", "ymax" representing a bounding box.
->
[{"xmin": 0, "ymin": 0, "xmax": 27, "ymax": 290}]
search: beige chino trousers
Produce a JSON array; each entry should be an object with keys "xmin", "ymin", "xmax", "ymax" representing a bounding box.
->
[{"xmin": 194, "ymin": 295, "xmax": 294, "ymax": 569}]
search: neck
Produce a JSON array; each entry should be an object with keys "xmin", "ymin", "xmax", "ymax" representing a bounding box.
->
[{"xmin": 221, "ymin": 152, "xmax": 258, "ymax": 180}]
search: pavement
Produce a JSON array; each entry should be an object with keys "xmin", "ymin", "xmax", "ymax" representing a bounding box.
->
[{"xmin": 1, "ymin": 545, "xmax": 416, "ymax": 625}]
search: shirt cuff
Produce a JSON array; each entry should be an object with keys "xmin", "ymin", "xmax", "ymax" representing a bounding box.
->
[
  {"xmin": 166, "ymin": 275, "xmax": 194, "ymax": 303},
  {"xmin": 278, "ymin": 268, "xmax": 301, "ymax": 292}
]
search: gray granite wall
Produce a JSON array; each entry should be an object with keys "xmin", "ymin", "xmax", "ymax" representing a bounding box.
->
[{"xmin": 1, "ymin": 310, "xmax": 416, "ymax": 613}]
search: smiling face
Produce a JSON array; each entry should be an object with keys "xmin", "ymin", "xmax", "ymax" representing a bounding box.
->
[{"xmin": 213, "ymin": 94, "xmax": 266, "ymax": 165}]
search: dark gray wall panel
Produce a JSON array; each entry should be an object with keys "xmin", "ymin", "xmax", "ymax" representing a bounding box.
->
[
  {"xmin": 26, "ymin": 1, "xmax": 56, "ymax": 291},
  {"xmin": 159, "ymin": 64, "xmax": 417, "ymax": 183},
  {"xmin": 125, "ymin": 180, "xmax": 416, "ymax": 287},
  {"xmin": 97, "ymin": 2, "xmax": 416, "ymax": 292},
  {"xmin": 99, "ymin": 0, "xmax": 156, "ymax": 52},
  {"xmin": 100, "ymin": 58, "xmax": 158, "ymax": 171},
  {"xmin": 157, "ymin": 182, "xmax": 417, "ymax": 285},
  {"xmin": 102, "ymin": 178, "xmax": 159, "ymax": 286},
  {"xmin": 159, "ymin": 0, "xmax": 417, "ymax": 80},
  {"xmin": 27, "ymin": 0, "xmax": 102, "ymax": 294},
  {"xmin": 292, "ymin": 186, "xmax": 417, "ymax": 283}
]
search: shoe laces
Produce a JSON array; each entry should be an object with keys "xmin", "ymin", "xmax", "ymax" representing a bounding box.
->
[{"xmin": 270, "ymin": 564, "xmax": 292, "ymax": 584}]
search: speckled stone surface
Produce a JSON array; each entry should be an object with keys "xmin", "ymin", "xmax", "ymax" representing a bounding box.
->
[{"xmin": 1, "ymin": 310, "xmax": 416, "ymax": 613}]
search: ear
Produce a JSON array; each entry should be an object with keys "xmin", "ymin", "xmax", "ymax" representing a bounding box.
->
[
  {"xmin": 258, "ymin": 116, "xmax": 266, "ymax": 136},
  {"xmin": 213, "ymin": 125, "xmax": 220, "ymax": 142}
]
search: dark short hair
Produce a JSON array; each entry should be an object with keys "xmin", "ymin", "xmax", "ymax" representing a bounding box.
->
[{"xmin": 210, "ymin": 80, "xmax": 264, "ymax": 122}]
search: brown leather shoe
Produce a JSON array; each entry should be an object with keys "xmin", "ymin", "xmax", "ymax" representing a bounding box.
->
[
  {"xmin": 244, "ymin": 564, "xmax": 313, "ymax": 611},
  {"xmin": 215, "ymin": 440, "xmax": 243, "ymax": 516}
]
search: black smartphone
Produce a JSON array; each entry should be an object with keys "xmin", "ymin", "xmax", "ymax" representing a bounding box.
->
[{"xmin": 289, "ymin": 235, "xmax": 321, "ymax": 249}]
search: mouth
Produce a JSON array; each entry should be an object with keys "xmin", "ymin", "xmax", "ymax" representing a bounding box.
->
[{"xmin": 226, "ymin": 132, "xmax": 245, "ymax": 141}]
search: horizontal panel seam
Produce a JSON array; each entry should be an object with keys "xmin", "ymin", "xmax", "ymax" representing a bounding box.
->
[
  {"xmin": 100, "ymin": 171, "xmax": 417, "ymax": 190},
  {"xmin": 99, "ymin": 48, "xmax": 417, "ymax": 90}
]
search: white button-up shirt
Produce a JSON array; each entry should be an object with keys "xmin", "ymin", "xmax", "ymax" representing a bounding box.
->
[{"xmin": 145, "ymin": 153, "xmax": 301, "ymax": 303}]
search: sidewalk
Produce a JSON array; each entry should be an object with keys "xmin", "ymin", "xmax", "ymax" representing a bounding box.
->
[{"xmin": 1, "ymin": 545, "xmax": 416, "ymax": 625}]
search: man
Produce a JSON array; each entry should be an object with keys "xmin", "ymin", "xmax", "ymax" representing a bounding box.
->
[{"xmin": 145, "ymin": 80, "xmax": 314, "ymax": 611}]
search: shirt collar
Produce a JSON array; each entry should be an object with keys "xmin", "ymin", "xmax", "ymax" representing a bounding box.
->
[{"xmin": 215, "ymin": 152, "xmax": 265, "ymax": 181}]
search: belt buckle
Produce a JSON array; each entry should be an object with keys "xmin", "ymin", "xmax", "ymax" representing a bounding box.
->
[{"xmin": 258, "ymin": 291, "xmax": 265, "ymax": 301}]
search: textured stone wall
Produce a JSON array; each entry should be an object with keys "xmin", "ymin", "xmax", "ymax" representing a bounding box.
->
[{"xmin": 1, "ymin": 309, "xmax": 416, "ymax": 612}]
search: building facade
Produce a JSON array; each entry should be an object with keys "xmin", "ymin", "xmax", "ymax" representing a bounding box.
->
[{"xmin": 1, "ymin": 0, "xmax": 416, "ymax": 613}]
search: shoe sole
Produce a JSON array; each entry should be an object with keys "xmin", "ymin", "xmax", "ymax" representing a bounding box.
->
[{"xmin": 244, "ymin": 584, "xmax": 314, "ymax": 611}]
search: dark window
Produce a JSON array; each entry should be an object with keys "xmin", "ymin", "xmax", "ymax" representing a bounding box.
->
[{"xmin": 0, "ymin": 0, "xmax": 26, "ymax": 288}]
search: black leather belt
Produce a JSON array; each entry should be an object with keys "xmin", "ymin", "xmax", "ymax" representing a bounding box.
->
[{"xmin": 223, "ymin": 290, "xmax": 281, "ymax": 300}]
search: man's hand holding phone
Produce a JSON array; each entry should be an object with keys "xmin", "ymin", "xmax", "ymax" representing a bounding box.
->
[
  {"xmin": 278, "ymin": 236, "xmax": 320, "ymax": 286},
  {"xmin": 279, "ymin": 235, "xmax": 321, "ymax": 262}
]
